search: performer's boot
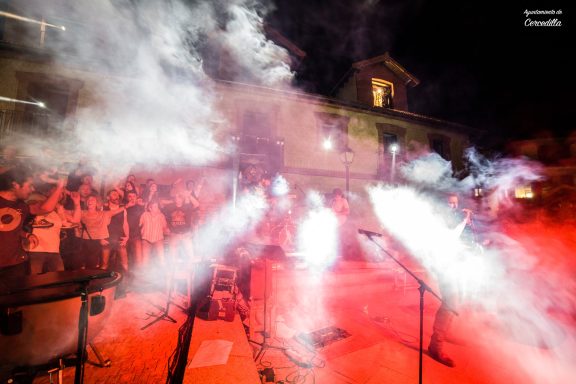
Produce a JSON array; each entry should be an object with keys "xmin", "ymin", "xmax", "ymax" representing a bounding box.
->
[{"xmin": 428, "ymin": 333, "xmax": 455, "ymax": 367}]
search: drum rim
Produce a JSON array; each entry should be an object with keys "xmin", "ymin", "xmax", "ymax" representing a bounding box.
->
[{"xmin": 0, "ymin": 270, "xmax": 122, "ymax": 307}]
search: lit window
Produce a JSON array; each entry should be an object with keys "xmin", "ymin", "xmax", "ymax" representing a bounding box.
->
[
  {"xmin": 376, "ymin": 124, "xmax": 406, "ymax": 178},
  {"xmin": 315, "ymin": 112, "xmax": 349, "ymax": 151},
  {"xmin": 514, "ymin": 186, "xmax": 534, "ymax": 199},
  {"xmin": 383, "ymin": 133, "xmax": 398, "ymax": 153},
  {"xmin": 322, "ymin": 138, "xmax": 333, "ymax": 150},
  {"xmin": 372, "ymin": 78, "xmax": 394, "ymax": 108}
]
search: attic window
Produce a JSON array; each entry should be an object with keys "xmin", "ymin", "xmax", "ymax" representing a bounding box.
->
[{"xmin": 372, "ymin": 78, "xmax": 394, "ymax": 109}]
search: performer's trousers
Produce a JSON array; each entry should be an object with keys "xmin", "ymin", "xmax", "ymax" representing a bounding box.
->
[{"xmin": 431, "ymin": 280, "xmax": 457, "ymax": 348}]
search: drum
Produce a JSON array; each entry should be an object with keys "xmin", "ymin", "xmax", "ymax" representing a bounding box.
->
[{"xmin": 0, "ymin": 270, "xmax": 121, "ymax": 368}]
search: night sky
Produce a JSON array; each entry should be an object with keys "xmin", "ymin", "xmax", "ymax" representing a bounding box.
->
[{"xmin": 267, "ymin": 0, "xmax": 572, "ymax": 147}]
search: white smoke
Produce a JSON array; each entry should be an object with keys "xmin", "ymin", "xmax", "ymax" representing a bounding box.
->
[
  {"xmin": 464, "ymin": 147, "xmax": 543, "ymax": 211},
  {"xmin": 399, "ymin": 152, "xmax": 459, "ymax": 190},
  {"xmin": 194, "ymin": 191, "xmax": 269, "ymax": 260},
  {"xmin": 369, "ymin": 150, "xmax": 575, "ymax": 382},
  {"xmin": 220, "ymin": 1, "xmax": 294, "ymax": 87},
  {"xmin": 5, "ymin": 0, "xmax": 293, "ymax": 175},
  {"xmin": 296, "ymin": 190, "xmax": 339, "ymax": 268}
]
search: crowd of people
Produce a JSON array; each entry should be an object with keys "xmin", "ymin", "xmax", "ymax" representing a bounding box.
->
[
  {"xmin": 0, "ymin": 155, "xmax": 353, "ymax": 281},
  {"xmin": 0, "ymin": 159, "xmax": 203, "ymax": 286}
]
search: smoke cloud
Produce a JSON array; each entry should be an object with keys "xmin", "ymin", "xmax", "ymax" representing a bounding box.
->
[
  {"xmin": 194, "ymin": 191, "xmax": 268, "ymax": 260},
  {"xmin": 369, "ymin": 150, "xmax": 575, "ymax": 382},
  {"xmin": 296, "ymin": 190, "xmax": 339, "ymax": 268},
  {"xmin": 4, "ymin": 0, "xmax": 293, "ymax": 175}
]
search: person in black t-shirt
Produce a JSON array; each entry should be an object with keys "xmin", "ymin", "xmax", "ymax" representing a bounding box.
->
[
  {"xmin": 163, "ymin": 194, "xmax": 198, "ymax": 264},
  {"xmin": 0, "ymin": 167, "xmax": 65, "ymax": 278},
  {"xmin": 103, "ymin": 189, "xmax": 128, "ymax": 271},
  {"xmin": 125, "ymin": 190, "xmax": 145, "ymax": 271}
]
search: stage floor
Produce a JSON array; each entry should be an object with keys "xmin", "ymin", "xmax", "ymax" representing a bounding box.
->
[{"xmin": 27, "ymin": 259, "xmax": 575, "ymax": 384}]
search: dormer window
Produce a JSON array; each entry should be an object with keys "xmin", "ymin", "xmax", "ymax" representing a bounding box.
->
[{"xmin": 372, "ymin": 78, "xmax": 394, "ymax": 109}]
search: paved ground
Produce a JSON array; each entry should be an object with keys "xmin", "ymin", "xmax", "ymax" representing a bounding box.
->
[
  {"xmin": 15, "ymin": 255, "xmax": 576, "ymax": 384},
  {"xmin": 244, "ymin": 259, "xmax": 576, "ymax": 384}
]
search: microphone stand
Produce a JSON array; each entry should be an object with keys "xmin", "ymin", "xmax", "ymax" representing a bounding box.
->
[
  {"xmin": 251, "ymin": 256, "xmax": 285, "ymax": 361},
  {"xmin": 141, "ymin": 251, "xmax": 178, "ymax": 330},
  {"xmin": 359, "ymin": 231, "xmax": 458, "ymax": 384}
]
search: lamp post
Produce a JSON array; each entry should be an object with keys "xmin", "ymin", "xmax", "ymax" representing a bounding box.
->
[
  {"xmin": 389, "ymin": 143, "xmax": 399, "ymax": 183},
  {"xmin": 340, "ymin": 146, "xmax": 355, "ymax": 196}
]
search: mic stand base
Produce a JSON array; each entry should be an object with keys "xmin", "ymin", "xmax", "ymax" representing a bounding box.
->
[
  {"xmin": 250, "ymin": 337, "xmax": 286, "ymax": 362},
  {"xmin": 141, "ymin": 263, "xmax": 179, "ymax": 330},
  {"xmin": 141, "ymin": 307, "xmax": 177, "ymax": 330}
]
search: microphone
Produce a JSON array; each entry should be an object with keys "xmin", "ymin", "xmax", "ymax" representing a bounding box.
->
[{"xmin": 358, "ymin": 228, "xmax": 383, "ymax": 237}]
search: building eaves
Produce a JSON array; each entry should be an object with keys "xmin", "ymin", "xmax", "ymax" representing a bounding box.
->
[
  {"xmin": 217, "ymin": 79, "xmax": 481, "ymax": 137},
  {"xmin": 352, "ymin": 52, "xmax": 420, "ymax": 87}
]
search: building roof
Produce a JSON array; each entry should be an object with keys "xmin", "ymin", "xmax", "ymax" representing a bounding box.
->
[
  {"xmin": 264, "ymin": 25, "xmax": 306, "ymax": 60},
  {"xmin": 352, "ymin": 52, "xmax": 420, "ymax": 87}
]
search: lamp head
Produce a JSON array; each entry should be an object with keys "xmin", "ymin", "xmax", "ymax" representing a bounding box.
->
[{"xmin": 340, "ymin": 146, "xmax": 355, "ymax": 165}]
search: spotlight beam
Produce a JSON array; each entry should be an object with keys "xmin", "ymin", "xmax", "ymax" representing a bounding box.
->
[
  {"xmin": 0, "ymin": 11, "xmax": 66, "ymax": 31},
  {"xmin": 0, "ymin": 96, "xmax": 45, "ymax": 108}
]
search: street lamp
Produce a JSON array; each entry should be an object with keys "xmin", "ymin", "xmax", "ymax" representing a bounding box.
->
[
  {"xmin": 340, "ymin": 146, "xmax": 355, "ymax": 195},
  {"xmin": 389, "ymin": 143, "xmax": 399, "ymax": 183}
]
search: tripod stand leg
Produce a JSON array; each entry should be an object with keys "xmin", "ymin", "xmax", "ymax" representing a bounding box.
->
[
  {"xmin": 141, "ymin": 270, "xmax": 178, "ymax": 330},
  {"xmin": 141, "ymin": 303, "xmax": 178, "ymax": 330},
  {"xmin": 89, "ymin": 343, "xmax": 111, "ymax": 368}
]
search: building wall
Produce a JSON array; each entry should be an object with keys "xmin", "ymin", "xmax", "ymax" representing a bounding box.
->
[
  {"xmin": 334, "ymin": 73, "xmax": 357, "ymax": 104},
  {"xmin": 216, "ymin": 82, "xmax": 469, "ymax": 192},
  {"xmin": 1, "ymin": 53, "xmax": 470, "ymax": 199},
  {"xmin": 0, "ymin": 56, "xmax": 138, "ymax": 114}
]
